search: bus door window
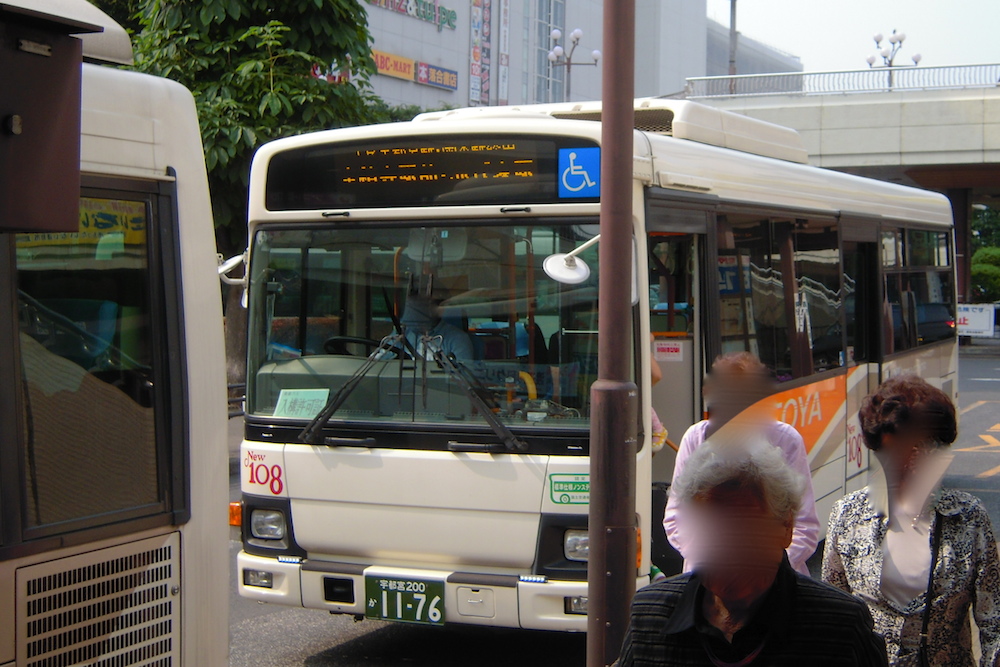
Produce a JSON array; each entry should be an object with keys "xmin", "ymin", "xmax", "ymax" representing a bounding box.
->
[
  {"xmin": 648, "ymin": 234, "xmax": 695, "ymax": 336},
  {"xmin": 647, "ymin": 232, "xmax": 698, "ymax": 480}
]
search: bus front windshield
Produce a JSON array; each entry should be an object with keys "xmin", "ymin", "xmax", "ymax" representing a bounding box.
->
[{"xmin": 247, "ymin": 220, "xmax": 610, "ymax": 435}]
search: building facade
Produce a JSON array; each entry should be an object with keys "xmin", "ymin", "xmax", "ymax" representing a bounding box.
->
[
  {"xmin": 705, "ymin": 19, "xmax": 802, "ymax": 77},
  {"xmin": 361, "ymin": 0, "xmax": 797, "ymax": 110}
]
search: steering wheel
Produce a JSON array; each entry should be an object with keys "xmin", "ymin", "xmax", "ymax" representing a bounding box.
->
[{"xmin": 323, "ymin": 336, "xmax": 383, "ymax": 356}]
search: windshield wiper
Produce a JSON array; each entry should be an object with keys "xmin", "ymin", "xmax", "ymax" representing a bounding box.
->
[
  {"xmin": 299, "ymin": 334, "xmax": 403, "ymax": 445},
  {"xmin": 429, "ymin": 341, "xmax": 528, "ymax": 453}
]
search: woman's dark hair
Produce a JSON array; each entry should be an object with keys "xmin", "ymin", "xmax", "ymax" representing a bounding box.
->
[{"xmin": 858, "ymin": 375, "xmax": 957, "ymax": 451}]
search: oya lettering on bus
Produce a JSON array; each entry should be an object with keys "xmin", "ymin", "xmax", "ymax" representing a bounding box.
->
[
  {"xmin": 244, "ymin": 451, "xmax": 284, "ymax": 495},
  {"xmin": 779, "ymin": 392, "xmax": 823, "ymax": 430}
]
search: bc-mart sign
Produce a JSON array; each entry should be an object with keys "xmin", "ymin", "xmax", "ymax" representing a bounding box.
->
[{"xmin": 372, "ymin": 49, "xmax": 415, "ymax": 81}]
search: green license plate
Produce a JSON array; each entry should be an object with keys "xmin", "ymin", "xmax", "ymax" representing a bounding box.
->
[{"xmin": 364, "ymin": 575, "xmax": 445, "ymax": 625}]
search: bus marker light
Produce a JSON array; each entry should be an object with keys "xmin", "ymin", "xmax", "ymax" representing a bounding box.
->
[
  {"xmin": 243, "ymin": 569, "xmax": 273, "ymax": 588},
  {"xmin": 229, "ymin": 501, "xmax": 242, "ymax": 527},
  {"xmin": 637, "ymin": 527, "xmax": 642, "ymax": 571}
]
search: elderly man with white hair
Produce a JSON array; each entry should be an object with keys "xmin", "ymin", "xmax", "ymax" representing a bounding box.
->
[{"xmin": 618, "ymin": 442, "xmax": 888, "ymax": 667}]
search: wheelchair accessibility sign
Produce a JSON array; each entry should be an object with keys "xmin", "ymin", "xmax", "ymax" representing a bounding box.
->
[{"xmin": 558, "ymin": 147, "xmax": 600, "ymax": 199}]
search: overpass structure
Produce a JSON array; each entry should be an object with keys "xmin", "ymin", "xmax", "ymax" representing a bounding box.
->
[{"xmin": 683, "ymin": 64, "xmax": 1000, "ymax": 302}]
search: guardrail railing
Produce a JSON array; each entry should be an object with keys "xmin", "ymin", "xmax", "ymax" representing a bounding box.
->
[{"xmin": 685, "ymin": 63, "xmax": 1000, "ymax": 98}]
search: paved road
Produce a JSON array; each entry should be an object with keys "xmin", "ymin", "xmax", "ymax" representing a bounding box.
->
[
  {"xmin": 945, "ymin": 348, "xmax": 1000, "ymax": 533},
  {"xmin": 228, "ymin": 344, "xmax": 1000, "ymax": 666},
  {"xmin": 226, "ymin": 447, "xmax": 588, "ymax": 666}
]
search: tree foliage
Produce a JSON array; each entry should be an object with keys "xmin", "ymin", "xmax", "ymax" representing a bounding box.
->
[
  {"xmin": 972, "ymin": 206, "xmax": 1000, "ymax": 254},
  {"xmin": 971, "ymin": 263, "xmax": 1000, "ymax": 303},
  {"xmin": 972, "ymin": 247, "xmax": 1000, "ymax": 268},
  {"xmin": 94, "ymin": 0, "xmax": 142, "ymax": 33},
  {"xmin": 131, "ymin": 0, "xmax": 379, "ymax": 251},
  {"xmin": 971, "ymin": 247, "xmax": 1000, "ymax": 302}
]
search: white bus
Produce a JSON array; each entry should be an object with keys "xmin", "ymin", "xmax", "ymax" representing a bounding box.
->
[
  {"xmin": 233, "ymin": 98, "xmax": 956, "ymax": 632},
  {"xmin": 1, "ymin": 3, "xmax": 228, "ymax": 665}
]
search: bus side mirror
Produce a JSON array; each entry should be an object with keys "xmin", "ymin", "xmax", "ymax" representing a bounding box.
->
[
  {"xmin": 542, "ymin": 235, "xmax": 638, "ymax": 304},
  {"xmin": 218, "ymin": 253, "xmax": 248, "ymax": 307}
]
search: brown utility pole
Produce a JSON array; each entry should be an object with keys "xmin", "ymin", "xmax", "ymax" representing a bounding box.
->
[{"xmin": 586, "ymin": 1, "xmax": 637, "ymax": 665}]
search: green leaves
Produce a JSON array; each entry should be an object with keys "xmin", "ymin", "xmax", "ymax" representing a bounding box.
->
[
  {"xmin": 121, "ymin": 0, "xmax": 429, "ymax": 257},
  {"xmin": 130, "ymin": 0, "xmax": 379, "ymax": 238}
]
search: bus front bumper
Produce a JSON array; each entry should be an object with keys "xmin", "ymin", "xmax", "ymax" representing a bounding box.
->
[{"xmin": 237, "ymin": 550, "xmax": 608, "ymax": 631}]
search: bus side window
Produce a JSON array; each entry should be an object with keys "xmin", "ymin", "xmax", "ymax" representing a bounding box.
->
[
  {"xmin": 881, "ymin": 229, "xmax": 956, "ymax": 354},
  {"xmin": 15, "ymin": 194, "xmax": 161, "ymax": 530},
  {"xmin": 716, "ymin": 215, "xmax": 842, "ymax": 380},
  {"xmin": 788, "ymin": 219, "xmax": 841, "ymax": 373}
]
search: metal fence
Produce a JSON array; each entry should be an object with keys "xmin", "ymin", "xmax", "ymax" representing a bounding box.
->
[{"xmin": 686, "ymin": 63, "xmax": 1000, "ymax": 99}]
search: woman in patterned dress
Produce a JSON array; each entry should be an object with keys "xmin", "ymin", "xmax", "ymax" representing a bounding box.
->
[{"xmin": 823, "ymin": 375, "xmax": 1000, "ymax": 667}]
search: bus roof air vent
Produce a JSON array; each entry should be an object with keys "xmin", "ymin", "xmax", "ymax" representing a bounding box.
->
[
  {"xmin": 550, "ymin": 108, "xmax": 675, "ymax": 134},
  {"xmin": 416, "ymin": 98, "xmax": 808, "ymax": 164},
  {"xmin": 551, "ymin": 99, "xmax": 806, "ymax": 163},
  {"xmin": 412, "ymin": 107, "xmax": 554, "ymax": 122},
  {"xmin": 661, "ymin": 99, "xmax": 808, "ymax": 164}
]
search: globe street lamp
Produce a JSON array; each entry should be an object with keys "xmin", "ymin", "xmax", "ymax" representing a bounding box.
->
[
  {"xmin": 548, "ymin": 27, "xmax": 601, "ymax": 101},
  {"xmin": 865, "ymin": 29, "xmax": 921, "ymax": 89}
]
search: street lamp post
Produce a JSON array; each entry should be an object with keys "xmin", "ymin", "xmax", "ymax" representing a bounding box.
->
[
  {"xmin": 728, "ymin": 0, "xmax": 738, "ymax": 88},
  {"xmin": 547, "ymin": 27, "xmax": 601, "ymax": 101},
  {"xmin": 729, "ymin": 0, "xmax": 738, "ymax": 76},
  {"xmin": 865, "ymin": 30, "xmax": 921, "ymax": 89}
]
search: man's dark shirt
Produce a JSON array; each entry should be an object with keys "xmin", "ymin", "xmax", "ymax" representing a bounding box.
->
[{"xmin": 617, "ymin": 556, "xmax": 888, "ymax": 666}]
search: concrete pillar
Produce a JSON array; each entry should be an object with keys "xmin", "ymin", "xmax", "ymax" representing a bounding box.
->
[{"xmin": 947, "ymin": 188, "xmax": 971, "ymax": 303}]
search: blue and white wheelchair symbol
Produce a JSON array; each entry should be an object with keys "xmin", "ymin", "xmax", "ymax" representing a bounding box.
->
[{"xmin": 558, "ymin": 147, "xmax": 600, "ymax": 199}]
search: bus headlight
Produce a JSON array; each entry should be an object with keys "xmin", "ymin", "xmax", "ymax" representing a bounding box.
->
[
  {"xmin": 250, "ymin": 509, "xmax": 286, "ymax": 540},
  {"xmin": 564, "ymin": 529, "xmax": 589, "ymax": 562}
]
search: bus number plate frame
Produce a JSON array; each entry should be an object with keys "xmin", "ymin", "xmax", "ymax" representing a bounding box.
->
[{"xmin": 364, "ymin": 575, "xmax": 446, "ymax": 626}]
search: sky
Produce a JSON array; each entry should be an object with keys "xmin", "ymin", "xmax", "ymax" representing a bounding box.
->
[{"xmin": 705, "ymin": 0, "xmax": 1000, "ymax": 72}]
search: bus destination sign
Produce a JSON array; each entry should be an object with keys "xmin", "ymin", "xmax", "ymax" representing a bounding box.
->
[{"xmin": 265, "ymin": 135, "xmax": 600, "ymax": 210}]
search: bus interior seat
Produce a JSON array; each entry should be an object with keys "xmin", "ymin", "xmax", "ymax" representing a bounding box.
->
[{"xmin": 471, "ymin": 319, "xmax": 548, "ymax": 362}]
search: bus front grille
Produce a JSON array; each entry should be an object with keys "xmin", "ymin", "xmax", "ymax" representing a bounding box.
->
[{"xmin": 17, "ymin": 533, "xmax": 180, "ymax": 667}]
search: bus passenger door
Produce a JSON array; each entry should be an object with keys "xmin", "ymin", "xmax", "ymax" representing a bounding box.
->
[
  {"xmin": 841, "ymin": 220, "xmax": 881, "ymax": 493},
  {"xmin": 647, "ymin": 232, "xmax": 701, "ymax": 483}
]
